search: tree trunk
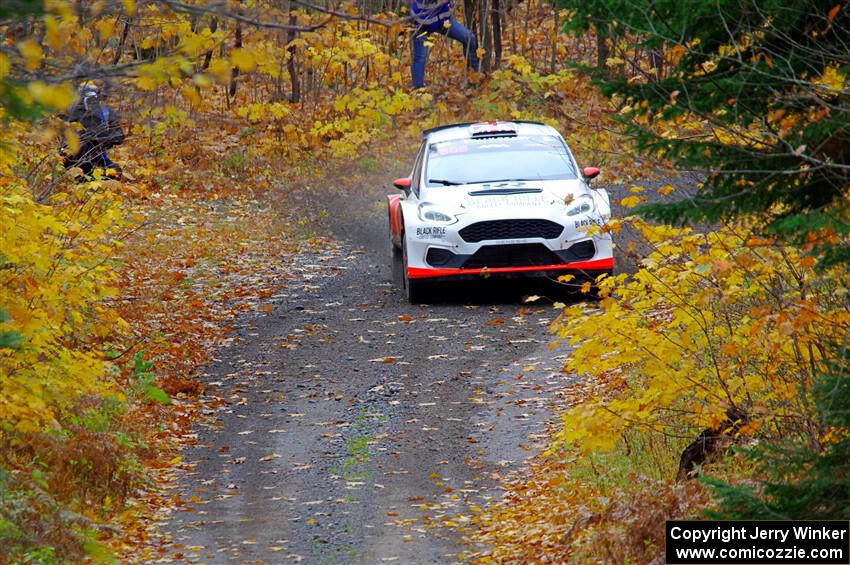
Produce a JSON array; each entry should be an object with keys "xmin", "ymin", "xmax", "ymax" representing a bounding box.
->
[
  {"xmin": 510, "ymin": 0, "xmax": 516, "ymax": 56},
  {"xmin": 549, "ymin": 3, "xmax": 557, "ymax": 74},
  {"xmin": 229, "ymin": 19, "xmax": 243, "ymax": 98},
  {"xmin": 112, "ymin": 20, "xmax": 131, "ymax": 65},
  {"xmin": 523, "ymin": 0, "xmax": 530, "ymax": 58},
  {"xmin": 595, "ymin": 23, "xmax": 609, "ymax": 73},
  {"xmin": 464, "ymin": 0, "xmax": 476, "ymax": 33},
  {"xmin": 479, "ymin": 0, "xmax": 491, "ymax": 72},
  {"xmin": 491, "ymin": 0, "xmax": 502, "ymax": 69},
  {"xmin": 649, "ymin": 46, "xmax": 664, "ymax": 80},
  {"xmin": 201, "ymin": 17, "xmax": 218, "ymax": 71},
  {"xmin": 677, "ymin": 407, "xmax": 747, "ymax": 481}
]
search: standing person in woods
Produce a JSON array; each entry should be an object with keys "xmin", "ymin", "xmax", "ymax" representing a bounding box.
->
[
  {"xmin": 410, "ymin": 0, "xmax": 480, "ymax": 88},
  {"xmin": 61, "ymin": 84, "xmax": 125, "ymax": 177}
]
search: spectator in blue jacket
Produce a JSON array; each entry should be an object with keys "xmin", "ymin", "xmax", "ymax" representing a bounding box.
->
[
  {"xmin": 410, "ymin": 0, "xmax": 480, "ymax": 88},
  {"xmin": 60, "ymin": 84, "xmax": 125, "ymax": 177}
]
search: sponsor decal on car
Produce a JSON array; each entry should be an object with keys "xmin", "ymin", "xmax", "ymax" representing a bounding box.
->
[
  {"xmin": 416, "ymin": 226, "xmax": 447, "ymax": 239},
  {"xmin": 574, "ymin": 215, "xmax": 605, "ymax": 229},
  {"xmin": 464, "ymin": 194, "xmax": 548, "ymax": 209},
  {"xmin": 436, "ymin": 144, "xmax": 469, "ymax": 155}
]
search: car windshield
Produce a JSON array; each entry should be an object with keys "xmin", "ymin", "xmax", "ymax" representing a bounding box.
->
[{"xmin": 424, "ymin": 135, "xmax": 577, "ymax": 187}]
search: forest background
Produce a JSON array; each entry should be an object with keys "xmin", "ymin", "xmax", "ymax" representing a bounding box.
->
[{"xmin": 1, "ymin": 0, "xmax": 848, "ymax": 562}]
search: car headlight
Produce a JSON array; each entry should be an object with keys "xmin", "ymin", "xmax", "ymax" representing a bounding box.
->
[
  {"xmin": 418, "ymin": 205, "xmax": 457, "ymax": 224},
  {"xmin": 565, "ymin": 195, "xmax": 596, "ymax": 216}
]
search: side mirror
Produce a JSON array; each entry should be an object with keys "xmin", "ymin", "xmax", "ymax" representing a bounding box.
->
[
  {"xmin": 393, "ymin": 177, "xmax": 412, "ymax": 191},
  {"xmin": 583, "ymin": 167, "xmax": 600, "ymax": 181}
]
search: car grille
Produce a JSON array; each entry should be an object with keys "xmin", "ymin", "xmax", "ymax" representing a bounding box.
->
[
  {"xmin": 458, "ymin": 219, "xmax": 564, "ymax": 243},
  {"xmin": 462, "ymin": 244, "xmax": 564, "ymax": 269}
]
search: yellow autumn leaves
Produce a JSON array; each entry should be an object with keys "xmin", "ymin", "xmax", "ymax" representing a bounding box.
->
[
  {"xmin": 552, "ymin": 219, "xmax": 850, "ymax": 453},
  {"xmin": 1, "ymin": 178, "xmax": 128, "ymax": 431},
  {"xmin": 1, "ymin": 41, "xmax": 74, "ymax": 111},
  {"xmin": 313, "ymin": 87, "xmax": 426, "ymax": 157},
  {"xmin": 1, "ymin": 0, "xmax": 130, "ymax": 430}
]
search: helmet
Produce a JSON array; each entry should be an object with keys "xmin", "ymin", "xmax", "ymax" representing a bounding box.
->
[
  {"xmin": 80, "ymin": 84, "xmax": 98, "ymax": 99},
  {"xmin": 79, "ymin": 84, "xmax": 98, "ymax": 110}
]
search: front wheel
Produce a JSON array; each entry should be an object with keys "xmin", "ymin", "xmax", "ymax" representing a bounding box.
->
[
  {"xmin": 391, "ymin": 240, "xmax": 404, "ymax": 286},
  {"xmin": 401, "ymin": 235, "xmax": 431, "ymax": 304}
]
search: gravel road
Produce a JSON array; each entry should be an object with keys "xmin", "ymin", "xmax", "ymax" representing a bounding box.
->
[{"xmin": 159, "ymin": 168, "xmax": 655, "ymax": 564}]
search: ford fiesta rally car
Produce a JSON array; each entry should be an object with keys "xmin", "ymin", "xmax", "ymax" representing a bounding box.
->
[{"xmin": 387, "ymin": 121, "xmax": 614, "ymax": 303}]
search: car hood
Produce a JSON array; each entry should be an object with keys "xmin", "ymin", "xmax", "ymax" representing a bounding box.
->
[{"xmin": 419, "ymin": 179, "xmax": 590, "ymax": 214}]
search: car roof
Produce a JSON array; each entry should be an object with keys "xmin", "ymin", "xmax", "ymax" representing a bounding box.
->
[{"xmin": 422, "ymin": 121, "xmax": 560, "ymax": 144}]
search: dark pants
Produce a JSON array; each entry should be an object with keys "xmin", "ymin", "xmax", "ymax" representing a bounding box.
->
[
  {"xmin": 411, "ymin": 16, "xmax": 480, "ymax": 88},
  {"xmin": 63, "ymin": 141, "xmax": 121, "ymax": 177}
]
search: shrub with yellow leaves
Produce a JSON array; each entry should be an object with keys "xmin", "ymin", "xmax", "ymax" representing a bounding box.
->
[
  {"xmin": 553, "ymin": 218, "xmax": 850, "ymax": 454},
  {"xmin": 1, "ymin": 145, "xmax": 127, "ymax": 431},
  {"xmin": 465, "ymin": 219, "xmax": 850, "ymax": 563}
]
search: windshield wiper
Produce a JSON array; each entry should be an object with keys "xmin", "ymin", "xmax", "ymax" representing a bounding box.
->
[{"xmin": 428, "ymin": 178, "xmax": 463, "ymax": 186}]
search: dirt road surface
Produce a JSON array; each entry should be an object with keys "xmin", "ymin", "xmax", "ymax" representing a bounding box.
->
[{"xmin": 159, "ymin": 170, "xmax": 643, "ymax": 564}]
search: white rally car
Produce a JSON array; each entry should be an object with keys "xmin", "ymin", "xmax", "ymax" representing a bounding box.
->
[{"xmin": 387, "ymin": 121, "xmax": 614, "ymax": 303}]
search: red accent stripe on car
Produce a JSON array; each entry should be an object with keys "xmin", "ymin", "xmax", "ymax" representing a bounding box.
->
[
  {"xmin": 386, "ymin": 194, "xmax": 402, "ymax": 237},
  {"xmin": 407, "ymin": 257, "xmax": 614, "ymax": 279}
]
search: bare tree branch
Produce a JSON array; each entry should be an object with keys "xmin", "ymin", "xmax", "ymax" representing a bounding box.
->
[{"xmin": 156, "ymin": 0, "xmax": 335, "ymax": 31}]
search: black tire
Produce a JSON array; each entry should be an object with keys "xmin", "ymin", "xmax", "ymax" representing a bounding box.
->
[
  {"xmin": 391, "ymin": 239, "xmax": 404, "ymax": 285},
  {"xmin": 401, "ymin": 235, "xmax": 431, "ymax": 304}
]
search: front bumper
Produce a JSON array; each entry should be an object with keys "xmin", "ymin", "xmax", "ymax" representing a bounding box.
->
[
  {"xmin": 405, "ymin": 215, "xmax": 614, "ymax": 281},
  {"xmin": 407, "ymin": 256, "xmax": 614, "ymax": 281},
  {"xmin": 403, "ymin": 192, "xmax": 616, "ymax": 282}
]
